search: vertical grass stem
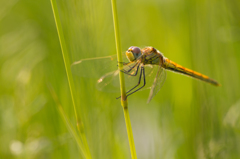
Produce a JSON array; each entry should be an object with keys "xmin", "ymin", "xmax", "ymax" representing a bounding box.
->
[
  {"xmin": 50, "ymin": 0, "xmax": 91, "ymax": 158},
  {"xmin": 111, "ymin": 0, "xmax": 137, "ymax": 158}
]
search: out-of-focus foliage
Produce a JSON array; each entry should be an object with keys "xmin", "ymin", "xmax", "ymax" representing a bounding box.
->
[{"xmin": 0, "ymin": 0, "xmax": 240, "ymax": 158}]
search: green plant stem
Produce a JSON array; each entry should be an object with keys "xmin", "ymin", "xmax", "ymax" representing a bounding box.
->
[
  {"xmin": 111, "ymin": 0, "xmax": 137, "ymax": 158},
  {"xmin": 48, "ymin": 84, "xmax": 88, "ymax": 158},
  {"xmin": 123, "ymin": 107, "xmax": 137, "ymax": 158},
  {"xmin": 50, "ymin": 0, "xmax": 91, "ymax": 158}
]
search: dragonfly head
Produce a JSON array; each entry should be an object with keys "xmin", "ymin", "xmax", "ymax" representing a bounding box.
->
[{"xmin": 126, "ymin": 46, "xmax": 141, "ymax": 62}]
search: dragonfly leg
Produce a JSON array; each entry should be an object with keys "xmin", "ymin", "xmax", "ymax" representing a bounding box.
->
[
  {"xmin": 120, "ymin": 63, "xmax": 140, "ymax": 76},
  {"xmin": 117, "ymin": 61, "xmax": 131, "ymax": 71},
  {"xmin": 125, "ymin": 66, "xmax": 143, "ymax": 94},
  {"xmin": 117, "ymin": 61, "xmax": 129, "ymax": 65},
  {"xmin": 125, "ymin": 66, "xmax": 146, "ymax": 97},
  {"xmin": 116, "ymin": 65, "xmax": 143, "ymax": 100},
  {"xmin": 116, "ymin": 66, "xmax": 146, "ymax": 100},
  {"xmin": 118, "ymin": 61, "xmax": 140, "ymax": 73}
]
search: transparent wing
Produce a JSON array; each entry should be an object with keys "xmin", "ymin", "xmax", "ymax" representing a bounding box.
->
[
  {"xmin": 71, "ymin": 54, "xmax": 120, "ymax": 78},
  {"xmin": 147, "ymin": 66, "xmax": 167, "ymax": 103},
  {"xmin": 71, "ymin": 54, "xmax": 143, "ymax": 92},
  {"xmin": 96, "ymin": 70, "xmax": 120, "ymax": 92},
  {"xmin": 71, "ymin": 54, "xmax": 164, "ymax": 95},
  {"xmin": 96, "ymin": 61, "xmax": 143, "ymax": 92},
  {"xmin": 96, "ymin": 62, "xmax": 160, "ymax": 93},
  {"xmin": 143, "ymin": 64, "xmax": 162, "ymax": 90}
]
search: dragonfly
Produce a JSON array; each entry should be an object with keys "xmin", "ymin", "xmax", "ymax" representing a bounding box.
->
[{"xmin": 72, "ymin": 46, "xmax": 220, "ymax": 103}]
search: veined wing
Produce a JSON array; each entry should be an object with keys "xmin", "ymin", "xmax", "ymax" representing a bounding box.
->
[
  {"xmin": 71, "ymin": 54, "xmax": 120, "ymax": 78},
  {"xmin": 71, "ymin": 54, "xmax": 163, "ymax": 93},
  {"xmin": 147, "ymin": 66, "xmax": 167, "ymax": 103},
  {"xmin": 96, "ymin": 62, "xmax": 161, "ymax": 93},
  {"xmin": 96, "ymin": 61, "xmax": 144, "ymax": 92},
  {"xmin": 71, "ymin": 54, "xmax": 144, "ymax": 92}
]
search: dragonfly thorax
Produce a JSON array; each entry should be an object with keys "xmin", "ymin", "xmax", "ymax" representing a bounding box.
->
[
  {"xmin": 141, "ymin": 47, "xmax": 164, "ymax": 66},
  {"xmin": 126, "ymin": 46, "xmax": 142, "ymax": 62}
]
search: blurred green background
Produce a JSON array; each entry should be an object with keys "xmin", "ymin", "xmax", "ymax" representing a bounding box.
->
[{"xmin": 1, "ymin": 0, "xmax": 240, "ymax": 158}]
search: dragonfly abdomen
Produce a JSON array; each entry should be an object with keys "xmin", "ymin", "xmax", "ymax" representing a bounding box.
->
[{"xmin": 163, "ymin": 58, "xmax": 220, "ymax": 86}]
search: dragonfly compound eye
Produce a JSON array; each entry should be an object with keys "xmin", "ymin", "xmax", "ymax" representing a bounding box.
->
[
  {"xmin": 131, "ymin": 47, "xmax": 141, "ymax": 54},
  {"xmin": 126, "ymin": 46, "xmax": 141, "ymax": 62}
]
